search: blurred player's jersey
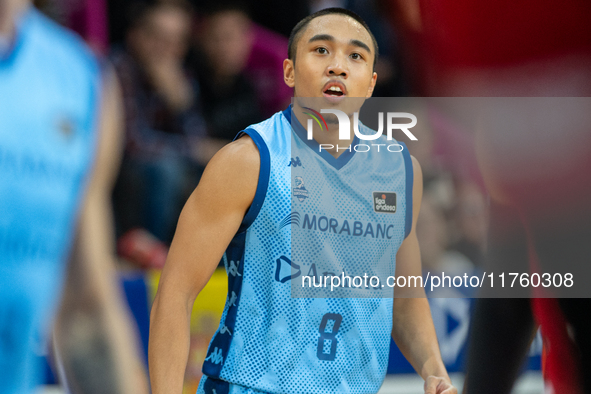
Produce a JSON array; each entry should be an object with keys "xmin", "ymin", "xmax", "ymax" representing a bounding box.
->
[
  {"xmin": 200, "ymin": 107, "xmax": 413, "ymax": 393},
  {"xmin": 0, "ymin": 7, "xmax": 101, "ymax": 393}
]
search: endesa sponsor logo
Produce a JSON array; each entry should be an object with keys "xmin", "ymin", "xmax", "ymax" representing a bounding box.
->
[
  {"xmin": 297, "ymin": 212, "xmax": 395, "ymax": 239},
  {"xmin": 373, "ymin": 192, "xmax": 397, "ymax": 213}
]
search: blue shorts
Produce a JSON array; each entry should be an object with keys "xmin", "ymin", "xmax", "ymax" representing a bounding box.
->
[{"xmin": 197, "ymin": 375, "xmax": 269, "ymax": 394}]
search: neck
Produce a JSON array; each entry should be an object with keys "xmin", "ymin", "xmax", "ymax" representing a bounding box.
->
[{"xmin": 292, "ymin": 101, "xmax": 356, "ymax": 159}]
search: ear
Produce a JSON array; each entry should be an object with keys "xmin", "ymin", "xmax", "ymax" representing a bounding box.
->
[
  {"xmin": 365, "ymin": 71, "xmax": 378, "ymax": 98},
  {"xmin": 283, "ymin": 58, "xmax": 295, "ymax": 88}
]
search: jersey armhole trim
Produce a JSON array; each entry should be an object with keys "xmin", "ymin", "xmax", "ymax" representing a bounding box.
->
[
  {"xmin": 234, "ymin": 127, "xmax": 271, "ymax": 233},
  {"xmin": 399, "ymin": 141, "xmax": 413, "ymax": 239}
]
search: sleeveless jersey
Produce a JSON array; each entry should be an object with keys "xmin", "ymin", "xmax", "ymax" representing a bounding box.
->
[
  {"xmin": 201, "ymin": 107, "xmax": 413, "ymax": 394},
  {"xmin": 0, "ymin": 8, "xmax": 101, "ymax": 393}
]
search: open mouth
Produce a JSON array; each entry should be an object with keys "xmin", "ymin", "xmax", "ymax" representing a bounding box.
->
[
  {"xmin": 324, "ymin": 86, "xmax": 345, "ymax": 97},
  {"xmin": 323, "ymin": 82, "xmax": 347, "ymax": 98}
]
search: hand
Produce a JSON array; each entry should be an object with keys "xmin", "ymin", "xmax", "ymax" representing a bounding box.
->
[{"xmin": 424, "ymin": 375, "xmax": 457, "ymax": 394}]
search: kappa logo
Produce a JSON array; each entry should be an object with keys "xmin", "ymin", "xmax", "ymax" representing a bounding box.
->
[
  {"xmin": 293, "ymin": 176, "xmax": 309, "ymax": 202},
  {"xmin": 223, "ymin": 255, "xmax": 242, "ymax": 277},
  {"xmin": 274, "ymin": 255, "xmax": 301, "ymax": 283},
  {"xmin": 220, "ymin": 324, "xmax": 233, "ymax": 336},
  {"xmin": 288, "ymin": 157, "xmax": 303, "ymax": 167},
  {"xmin": 228, "ymin": 291, "xmax": 238, "ymax": 307},
  {"xmin": 373, "ymin": 192, "xmax": 397, "ymax": 213},
  {"xmin": 205, "ymin": 347, "xmax": 224, "ymax": 364}
]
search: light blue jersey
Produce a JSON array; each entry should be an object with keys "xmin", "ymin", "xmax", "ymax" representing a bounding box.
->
[
  {"xmin": 0, "ymin": 7, "xmax": 101, "ymax": 393},
  {"xmin": 200, "ymin": 107, "xmax": 413, "ymax": 394}
]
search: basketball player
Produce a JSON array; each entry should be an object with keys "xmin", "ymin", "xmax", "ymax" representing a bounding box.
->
[
  {"xmin": 0, "ymin": 1, "xmax": 148, "ymax": 393},
  {"xmin": 149, "ymin": 8, "xmax": 455, "ymax": 394}
]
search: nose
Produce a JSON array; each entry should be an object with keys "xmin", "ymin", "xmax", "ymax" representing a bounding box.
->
[{"xmin": 327, "ymin": 58, "xmax": 348, "ymax": 78}]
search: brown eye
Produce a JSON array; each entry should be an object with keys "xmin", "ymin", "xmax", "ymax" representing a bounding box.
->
[
  {"xmin": 351, "ymin": 53, "xmax": 362, "ymax": 60},
  {"xmin": 316, "ymin": 47, "xmax": 328, "ymax": 54}
]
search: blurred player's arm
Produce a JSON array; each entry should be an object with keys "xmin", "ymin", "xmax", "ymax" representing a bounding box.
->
[
  {"xmin": 54, "ymin": 69, "xmax": 149, "ymax": 394},
  {"xmin": 392, "ymin": 156, "xmax": 456, "ymax": 394},
  {"xmin": 463, "ymin": 201, "xmax": 536, "ymax": 394},
  {"xmin": 149, "ymin": 135, "xmax": 260, "ymax": 394}
]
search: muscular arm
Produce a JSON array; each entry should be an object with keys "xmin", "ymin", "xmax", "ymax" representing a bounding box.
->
[
  {"xmin": 53, "ymin": 69, "xmax": 148, "ymax": 393},
  {"xmin": 391, "ymin": 156, "xmax": 455, "ymax": 394},
  {"xmin": 149, "ymin": 135, "xmax": 260, "ymax": 394}
]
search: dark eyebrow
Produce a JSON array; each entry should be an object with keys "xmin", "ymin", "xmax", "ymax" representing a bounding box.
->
[
  {"xmin": 308, "ymin": 34, "xmax": 335, "ymax": 43},
  {"xmin": 350, "ymin": 39, "xmax": 371, "ymax": 54}
]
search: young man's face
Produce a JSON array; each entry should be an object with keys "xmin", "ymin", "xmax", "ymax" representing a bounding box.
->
[{"xmin": 284, "ymin": 14, "xmax": 377, "ymax": 101}]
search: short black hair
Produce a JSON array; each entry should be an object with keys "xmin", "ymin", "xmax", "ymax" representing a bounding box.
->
[{"xmin": 287, "ymin": 8, "xmax": 379, "ymax": 70}]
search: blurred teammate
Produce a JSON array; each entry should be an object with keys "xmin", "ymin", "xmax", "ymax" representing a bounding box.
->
[
  {"xmin": 150, "ymin": 8, "xmax": 455, "ymax": 394},
  {"xmin": 0, "ymin": 1, "xmax": 148, "ymax": 392}
]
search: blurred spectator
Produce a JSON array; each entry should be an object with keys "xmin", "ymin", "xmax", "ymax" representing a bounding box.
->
[
  {"xmin": 189, "ymin": 3, "xmax": 263, "ymax": 140},
  {"xmin": 111, "ymin": 0, "xmax": 205, "ymax": 244},
  {"xmin": 245, "ymin": 24, "xmax": 292, "ymax": 117}
]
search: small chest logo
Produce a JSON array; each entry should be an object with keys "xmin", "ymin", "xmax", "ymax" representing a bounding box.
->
[
  {"xmin": 373, "ymin": 192, "xmax": 397, "ymax": 213},
  {"xmin": 293, "ymin": 176, "xmax": 309, "ymax": 202},
  {"xmin": 288, "ymin": 157, "xmax": 303, "ymax": 167}
]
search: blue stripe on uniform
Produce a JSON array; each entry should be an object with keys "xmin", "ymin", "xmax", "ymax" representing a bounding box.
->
[
  {"xmin": 203, "ymin": 376, "xmax": 230, "ymax": 394},
  {"xmin": 235, "ymin": 128, "xmax": 271, "ymax": 233},
  {"xmin": 202, "ymin": 127, "xmax": 271, "ymax": 378}
]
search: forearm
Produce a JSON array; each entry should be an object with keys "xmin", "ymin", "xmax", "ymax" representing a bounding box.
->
[
  {"xmin": 55, "ymin": 193, "xmax": 147, "ymax": 393},
  {"xmin": 392, "ymin": 297, "xmax": 449, "ymax": 381},
  {"xmin": 149, "ymin": 291, "xmax": 193, "ymax": 394},
  {"xmin": 55, "ymin": 294, "xmax": 145, "ymax": 394}
]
